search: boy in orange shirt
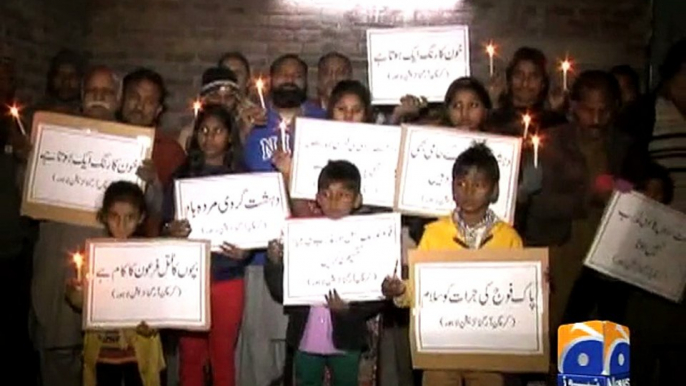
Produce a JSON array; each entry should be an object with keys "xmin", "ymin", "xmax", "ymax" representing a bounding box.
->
[{"xmin": 383, "ymin": 143, "xmax": 523, "ymax": 386}]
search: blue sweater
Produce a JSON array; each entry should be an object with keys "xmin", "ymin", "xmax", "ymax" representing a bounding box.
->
[{"xmin": 243, "ymin": 101, "xmax": 326, "ymax": 265}]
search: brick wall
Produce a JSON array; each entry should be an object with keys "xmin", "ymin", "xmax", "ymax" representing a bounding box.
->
[
  {"xmin": 0, "ymin": 0, "xmax": 89, "ymax": 104},
  {"xmin": 7, "ymin": 0, "xmax": 651, "ymax": 130}
]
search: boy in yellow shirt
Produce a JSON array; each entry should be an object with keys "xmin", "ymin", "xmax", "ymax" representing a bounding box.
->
[{"xmin": 383, "ymin": 143, "xmax": 522, "ymax": 386}]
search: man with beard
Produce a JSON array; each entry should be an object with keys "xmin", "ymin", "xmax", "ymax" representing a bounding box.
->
[
  {"xmin": 30, "ymin": 66, "xmax": 124, "ymax": 386},
  {"xmin": 81, "ymin": 66, "xmax": 121, "ymax": 120},
  {"xmin": 237, "ymin": 54, "xmax": 325, "ymax": 386},
  {"xmin": 33, "ymin": 49, "xmax": 84, "ymax": 115},
  {"xmin": 316, "ymin": 52, "xmax": 352, "ymax": 109},
  {"xmin": 119, "ymin": 68, "xmax": 186, "ymax": 188}
]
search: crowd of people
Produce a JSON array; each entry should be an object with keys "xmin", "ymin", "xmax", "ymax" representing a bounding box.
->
[{"xmin": 0, "ymin": 36, "xmax": 685, "ymax": 386}]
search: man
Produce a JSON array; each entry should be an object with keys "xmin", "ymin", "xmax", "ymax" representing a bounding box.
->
[
  {"xmin": 31, "ymin": 66, "xmax": 121, "ymax": 386},
  {"xmin": 316, "ymin": 52, "xmax": 352, "ymax": 109},
  {"xmin": 218, "ymin": 51, "xmax": 251, "ymax": 96},
  {"xmin": 119, "ymin": 68, "xmax": 185, "ymax": 386},
  {"xmin": 237, "ymin": 54, "xmax": 325, "ymax": 386},
  {"xmin": 177, "ymin": 66, "xmax": 241, "ymax": 150},
  {"xmin": 119, "ymin": 68, "xmax": 185, "ymax": 188},
  {"xmin": 81, "ymin": 65, "xmax": 121, "ymax": 120},
  {"xmin": 33, "ymin": 49, "xmax": 83, "ymax": 115}
]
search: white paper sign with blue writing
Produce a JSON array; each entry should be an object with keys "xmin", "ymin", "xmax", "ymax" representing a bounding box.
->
[
  {"xmin": 84, "ymin": 239, "xmax": 211, "ymax": 330},
  {"xmin": 367, "ymin": 25, "xmax": 470, "ymax": 105},
  {"xmin": 397, "ymin": 126, "xmax": 522, "ymax": 223},
  {"xmin": 174, "ymin": 172, "xmax": 290, "ymax": 251},
  {"xmin": 584, "ymin": 191, "xmax": 686, "ymax": 302},
  {"xmin": 290, "ymin": 117, "xmax": 403, "ymax": 208},
  {"xmin": 414, "ymin": 261, "xmax": 544, "ymax": 354},
  {"xmin": 283, "ymin": 213, "xmax": 402, "ymax": 305},
  {"xmin": 27, "ymin": 123, "xmax": 149, "ymax": 212}
]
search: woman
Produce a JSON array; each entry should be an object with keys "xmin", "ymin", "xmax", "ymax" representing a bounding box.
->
[{"xmin": 487, "ymin": 47, "xmax": 567, "ymax": 136}]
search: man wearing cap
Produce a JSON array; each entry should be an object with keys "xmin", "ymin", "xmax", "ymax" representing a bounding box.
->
[{"xmin": 177, "ymin": 66, "xmax": 242, "ymax": 151}]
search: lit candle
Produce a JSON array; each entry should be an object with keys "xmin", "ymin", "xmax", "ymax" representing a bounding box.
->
[
  {"xmin": 561, "ymin": 59, "xmax": 572, "ymax": 92},
  {"xmin": 279, "ymin": 120, "xmax": 288, "ymax": 153},
  {"xmin": 9, "ymin": 105, "xmax": 27, "ymax": 137},
  {"xmin": 255, "ymin": 78, "xmax": 266, "ymax": 109},
  {"xmin": 486, "ymin": 42, "xmax": 496, "ymax": 78},
  {"xmin": 532, "ymin": 135, "xmax": 540, "ymax": 169},
  {"xmin": 522, "ymin": 113, "xmax": 532, "ymax": 138},
  {"xmin": 72, "ymin": 252, "xmax": 84, "ymax": 282},
  {"xmin": 192, "ymin": 99, "xmax": 202, "ymax": 118}
]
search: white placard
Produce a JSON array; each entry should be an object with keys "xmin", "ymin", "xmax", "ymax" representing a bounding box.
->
[
  {"xmin": 367, "ymin": 25, "xmax": 470, "ymax": 104},
  {"xmin": 397, "ymin": 125, "xmax": 522, "ymax": 223},
  {"xmin": 283, "ymin": 213, "xmax": 402, "ymax": 305},
  {"xmin": 27, "ymin": 123, "xmax": 148, "ymax": 212},
  {"xmin": 584, "ymin": 191, "xmax": 686, "ymax": 302},
  {"xmin": 414, "ymin": 261, "xmax": 544, "ymax": 354},
  {"xmin": 175, "ymin": 172, "xmax": 290, "ymax": 250},
  {"xmin": 290, "ymin": 118, "xmax": 403, "ymax": 207},
  {"xmin": 84, "ymin": 239, "xmax": 210, "ymax": 330}
]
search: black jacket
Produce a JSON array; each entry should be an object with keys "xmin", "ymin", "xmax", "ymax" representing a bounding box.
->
[{"xmin": 264, "ymin": 258, "xmax": 384, "ymax": 351}]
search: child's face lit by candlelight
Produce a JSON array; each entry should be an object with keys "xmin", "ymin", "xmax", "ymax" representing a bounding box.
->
[
  {"xmin": 332, "ymin": 93, "xmax": 366, "ymax": 123},
  {"xmin": 316, "ymin": 182, "xmax": 361, "ymax": 220},
  {"xmin": 452, "ymin": 167, "xmax": 497, "ymax": 216},
  {"xmin": 447, "ymin": 89, "xmax": 488, "ymax": 131},
  {"xmin": 197, "ymin": 115, "xmax": 231, "ymax": 165},
  {"xmin": 105, "ymin": 201, "xmax": 144, "ymax": 239}
]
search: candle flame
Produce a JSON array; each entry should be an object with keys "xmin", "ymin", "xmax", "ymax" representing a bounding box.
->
[
  {"xmin": 561, "ymin": 60, "xmax": 572, "ymax": 72},
  {"xmin": 522, "ymin": 113, "xmax": 532, "ymax": 126},
  {"xmin": 486, "ymin": 43, "xmax": 496, "ymax": 57},
  {"xmin": 256, "ymin": 77, "xmax": 264, "ymax": 91},
  {"xmin": 192, "ymin": 99, "xmax": 202, "ymax": 115},
  {"xmin": 73, "ymin": 252, "xmax": 84, "ymax": 268},
  {"xmin": 531, "ymin": 135, "xmax": 540, "ymax": 147},
  {"xmin": 9, "ymin": 105, "xmax": 20, "ymax": 118}
]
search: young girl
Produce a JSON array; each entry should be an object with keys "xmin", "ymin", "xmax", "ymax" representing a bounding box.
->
[
  {"xmin": 65, "ymin": 181, "xmax": 165, "ymax": 386},
  {"xmin": 442, "ymin": 77, "xmax": 492, "ymax": 131},
  {"xmin": 164, "ymin": 103, "xmax": 248, "ymax": 386}
]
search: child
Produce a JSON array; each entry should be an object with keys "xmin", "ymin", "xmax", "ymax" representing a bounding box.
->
[
  {"xmin": 264, "ymin": 160, "xmax": 384, "ymax": 386},
  {"xmin": 382, "ymin": 143, "xmax": 523, "ymax": 386},
  {"xmin": 442, "ymin": 77, "xmax": 492, "ymax": 131},
  {"xmin": 65, "ymin": 181, "xmax": 165, "ymax": 386},
  {"xmin": 164, "ymin": 103, "xmax": 248, "ymax": 386}
]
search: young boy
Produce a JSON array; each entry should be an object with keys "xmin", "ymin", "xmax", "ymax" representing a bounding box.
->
[
  {"xmin": 264, "ymin": 160, "xmax": 383, "ymax": 386},
  {"xmin": 382, "ymin": 143, "xmax": 523, "ymax": 386}
]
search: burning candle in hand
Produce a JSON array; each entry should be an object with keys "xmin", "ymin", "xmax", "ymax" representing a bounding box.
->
[
  {"xmin": 192, "ymin": 99, "xmax": 202, "ymax": 118},
  {"xmin": 72, "ymin": 252, "xmax": 84, "ymax": 282},
  {"xmin": 279, "ymin": 120, "xmax": 288, "ymax": 153},
  {"xmin": 256, "ymin": 78, "xmax": 266, "ymax": 109},
  {"xmin": 531, "ymin": 135, "xmax": 541, "ymax": 169},
  {"xmin": 522, "ymin": 113, "xmax": 532, "ymax": 139},
  {"xmin": 486, "ymin": 42, "xmax": 496, "ymax": 78},
  {"xmin": 9, "ymin": 104, "xmax": 27, "ymax": 137},
  {"xmin": 561, "ymin": 59, "xmax": 572, "ymax": 92}
]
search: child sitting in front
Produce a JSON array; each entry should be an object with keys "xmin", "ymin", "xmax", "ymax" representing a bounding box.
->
[
  {"xmin": 382, "ymin": 143, "xmax": 523, "ymax": 386},
  {"xmin": 65, "ymin": 181, "xmax": 165, "ymax": 386},
  {"xmin": 265, "ymin": 160, "xmax": 384, "ymax": 386}
]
